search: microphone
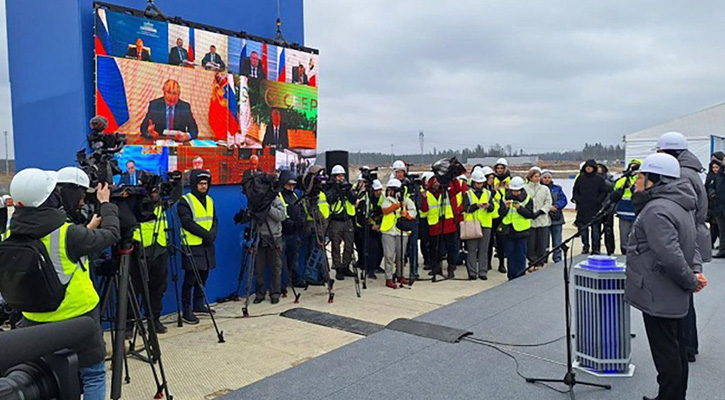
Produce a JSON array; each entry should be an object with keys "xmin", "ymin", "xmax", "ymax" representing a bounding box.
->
[
  {"xmin": 594, "ymin": 190, "xmax": 623, "ymax": 221},
  {"xmin": 0, "ymin": 317, "xmax": 97, "ymax": 372}
]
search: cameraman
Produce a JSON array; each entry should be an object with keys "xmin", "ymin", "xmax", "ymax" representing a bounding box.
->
[
  {"xmin": 279, "ymin": 170, "xmax": 305, "ymax": 292},
  {"xmin": 327, "ymin": 165, "xmax": 356, "ymax": 280},
  {"xmin": 10, "ymin": 168, "xmax": 120, "ymax": 400},
  {"xmin": 178, "ymin": 170, "xmax": 217, "ymax": 325},
  {"xmin": 354, "ymin": 177, "xmax": 384, "ymax": 279},
  {"xmin": 130, "ymin": 171, "xmax": 182, "ymax": 333},
  {"xmin": 253, "ymin": 173, "xmax": 287, "ymax": 304},
  {"xmin": 613, "ymin": 159, "xmax": 641, "ymax": 255}
]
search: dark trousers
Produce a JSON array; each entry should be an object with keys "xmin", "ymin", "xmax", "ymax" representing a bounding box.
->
[
  {"xmin": 504, "ymin": 236, "xmax": 528, "ymax": 280},
  {"xmin": 408, "ymin": 221, "xmax": 419, "ymax": 276},
  {"xmin": 716, "ymin": 216, "xmax": 725, "ymax": 252},
  {"xmin": 527, "ymin": 226, "xmax": 549, "ymax": 266},
  {"xmin": 330, "ymin": 219, "xmax": 354, "ymax": 270},
  {"xmin": 281, "ymin": 234, "xmax": 301, "ymax": 288},
  {"xmin": 578, "ymin": 222, "xmax": 601, "ymax": 253},
  {"xmin": 355, "ymin": 228, "xmax": 383, "ymax": 273},
  {"xmin": 710, "ymin": 218, "xmax": 719, "ymax": 247},
  {"xmin": 419, "ymin": 221, "xmax": 431, "ymax": 266},
  {"xmin": 643, "ymin": 313, "xmax": 688, "ymax": 400},
  {"xmin": 181, "ymin": 267, "xmax": 209, "ymax": 310},
  {"xmin": 430, "ymin": 232, "xmax": 457, "ymax": 274},
  {"xmin": 129, "ymin": 251, "xmax": 168, "ymax": 318},
  {"xmin": 684, "ymin": 294, "xmax": 698, "ymax": 356},
  {"xmin": 491, "ymin": 219, "xmax": 505, "ymax": 269},
  {"xmin": 602, "ymin": 214, "xmax": 615, "ymax": 255},
  {"xmin": 255, "ymin": 236, "xmax": 282, "ymax": 297}
]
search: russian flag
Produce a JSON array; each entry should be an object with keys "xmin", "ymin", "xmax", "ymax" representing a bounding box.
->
[
  {"xmin": 188, "ymin": 28, "xmax": 195, "ymax": 62},
  {"xmin": 94, "ymin": 9, "xmax": 111, "ymax": 56},
  {"xmin": 239, "ymin": 40, "xmax": 246, "ymax": 75},
  {"xmin": 227, "ymin": 76, "xmax": 239, "ymax": 135},
  {"xmin": 262, "ymin": 43, "xmax": 268, "ymax": 78},
  {"xmin": 277, "ymin": 48, "xmax": 286, "ymax": 82},
  {"xmin": 209, "ymin": 74, "xmax": 239, "ymax": 141},
  {"xmin": 96, "ymin": 57, "xmax": 129, "ymax": 132}
]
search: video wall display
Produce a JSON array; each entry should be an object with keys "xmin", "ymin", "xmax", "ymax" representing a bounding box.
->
[{"xmin": 94, "ymin": 6, "xmax": 319, "ymax": 184}]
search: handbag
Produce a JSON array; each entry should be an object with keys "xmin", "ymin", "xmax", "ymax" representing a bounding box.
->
[{"xmin": 459, "ymin": 220, "xmax": 483, "ymax": 240}]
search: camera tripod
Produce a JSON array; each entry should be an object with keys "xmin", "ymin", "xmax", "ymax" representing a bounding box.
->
[
  {"xmin": 98, "ymin": 236, "xmax": 172, "ymax": 400},
  {"xmin": 304, "ymin": 193, "xmax": 335, "ymax": 303}
]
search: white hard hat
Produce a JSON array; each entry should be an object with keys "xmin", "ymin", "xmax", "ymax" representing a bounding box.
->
[
  {"xmin": 372, "ymin": 179, "xmax": 383, "ymax": 190},
  {"xmin": 472, "ymin": 165, "xmax": 483, "ymax": 173},
  {"xmin": 640, "ymin": 153, "xmax": 681, "ymax": 179},
  {"xmin": 421, "ymin": 171, "xmax": 435, "ymax": 183},
  {"xmin": 387, "ymin": 178, "xmax": 402, "ymax": 189},
  {"xmin": 482, "ymin": 166, "xmax": 494, "ymax": 176},
  {"xmin": 509, "ymin": 176, "xmax": 525, "ymax": 190},
  {"xmin": 529, "ymin": 166, "xmax": 542, "ymax": 174},
  {"xmin": 495, "ymin": 158, "xmax": 508, "ymax": 167},
  {"xmin": 392, "ymin": 160, "xmax": 406, "ymax": 171},
  {"xmin": 331, "ymin": 164, "xmax": 346, "ymax": 175},
  {"xmin": 57, "ymin": 166, "xmax": 90, "ymax": 189},
  {"xmin": 656, "ymin": 131, "xmax": 688, "ymax": 150},
  {"xmin": 471, "ymin": 170, "xmax": 486, "ymax": 183},
  {"xmin": 10, "ymin": 168, "xmax": 59, "ymax": 208}
]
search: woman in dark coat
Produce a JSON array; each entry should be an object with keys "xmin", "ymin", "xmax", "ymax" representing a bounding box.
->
[{"xmin": 572, "ymin": 159, "xmax": 608, "ymax": 254}]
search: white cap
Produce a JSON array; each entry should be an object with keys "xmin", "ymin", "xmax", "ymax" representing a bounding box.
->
[
  {"xmin": 57, "ymin": 166, "xmax": 91, "ymax": 189},
  {"xmin": 10, "ymin": 168, "xmax": 59, "ymax": 208},
  {"xmin": 421, "ymin": 171, "xmax": 435, "ymax": 184},
  {"xmin": 482, "ymin": 166, "xmax": 494, "ymax": 176},
  {"xmin": 509, "ymin": 176, "xmax": 525, "ymax": 190},
  {"xmin": 372, "ymin": 179, "xmax": 383, "ymax": 190},
  {"xmin": 387, "ymin": 178, "xmax": 402, "ymax": 189},
  {"xmin": 640, "ymin": 153, "xmax": 681, "ymax": 179},
  {"xmin": 495, "ymin": 158, "xmax": 508, "ymax": 167},
  {"xmin": 470, "ymin": 170, "xmax": 486, "ymax": 183},
  {"xmin": 656, "ymin": 131, "xmax": 688, "ymax": 150},
  {"xmin": 392, "ymin": 160, "xmax": 406, "ymax": 171},
  {"xmin": 331, "ymin": 164, "xmax": 346, "ymax": 175}
]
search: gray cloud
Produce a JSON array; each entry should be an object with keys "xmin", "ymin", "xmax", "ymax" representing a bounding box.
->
[{"xmin": 305, "ymin": 0, "xmax": 725, "ymax": 155}]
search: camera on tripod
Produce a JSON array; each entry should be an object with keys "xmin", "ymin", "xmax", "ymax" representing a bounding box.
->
[
  {"xmin": 359, "ymin": 166, "xmax": 378, "ymax": 185},
  {"xmin": 76, "ymin": 116, "xmax": 125, "ymax": 188}
]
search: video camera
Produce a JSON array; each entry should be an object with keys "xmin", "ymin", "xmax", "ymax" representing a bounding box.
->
[
  {"xmin": 359, "ymin": 166, "xmax": 378, "ymax": 185},
  {"xmin": 432, "ymin": 157, "xmax": 466, "ymax": 186},
  {"xmin": 300, "ymin": 165, "xmax": 329, "ymax": 197},
  {"xmin": 76, "ymin": 116, "xmax": 126, "ymax": 187}
]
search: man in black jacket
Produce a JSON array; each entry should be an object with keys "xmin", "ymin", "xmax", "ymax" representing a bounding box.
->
[
  {"xmin": 279, "ymin": 170, "xmax": 305, "ymax": 291},
  {"xmin": 327, "ymin": 165, "xmax": 357, "ymax": 280},
  {"xmin": 201, "ymin": 45, "xmax": 226, "ymax": 71},
  {"xmin": 573, "ymin": 159, "xmax": 608, "ymax": 254},
  {"xmin": 178, "ymin": 170, "xmax": 218, "ymax": 324}
]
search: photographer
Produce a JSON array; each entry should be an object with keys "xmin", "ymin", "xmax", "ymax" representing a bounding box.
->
[
  {"xmin": 499, "ymin": 177, "xmax": 536, "ymax": 280},
  {"xmin": 129, "ymin": 171, "xmax": 182, "ymax": 334},
  {"xmin": 279, "ymin": 170, "xmax": 305, "ymax": 292},
  {"xmin": 381, "ymin": 179, "xmax": 417, "ymax": 289},
  {"xmin": 300, "ymin": 166, "xmax": 330, "ymax": 285},
  {"xmin": 354, "ymin": 175, "xmax": 383, "ymax": 279},
  {"xmin": 178, "ymin": 170, "xmax": 217, "ymax": 325},
  {"xmin": 326, "ymin": 165, "xmax": 357, "ymax": 280},
  {"xmin": 613, "ymin": 159, "xmax": 641, "ymax": 255},
  {"xmin": 9, "ymin": 168, "xmax": 120, "ymax": 400},
  {"xmin": 253, "ymin": 173, "xmax": 287, "ymax": 304}
]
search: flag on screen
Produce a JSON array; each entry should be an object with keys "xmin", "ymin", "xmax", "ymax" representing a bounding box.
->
[
  {"xmin": 209, "ymin": 74, "xmax": 238, "ymax": 141},
  {"xmin": 262, "ymin": 43, "xmax": 268, "ymax": 78},
  {"xmin": 188, "ymin": 28, "xmax": 195, "ymax": 62},
  {"xmin": 240, "ymin": 40, "xmax": 247, "ymax": 74},
  {"xmin": 94, "ymin": 9, "xmax": 111, "ymax": 56},
  {"xmin": 96, "ymin": 57, "xmax": 129, "ymax": 132},
  {"xmin": 278, "ymin": 48, "xmax": 286, "ymax": 82}
]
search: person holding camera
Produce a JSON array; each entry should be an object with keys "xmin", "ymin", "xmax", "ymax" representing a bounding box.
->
[
  {"xmin": 499, "ymin": 176, "xmax": 536, "ymax": 280},
  {"xmin": 613, "ymin": 159, "xmax": 642, "ymax": 255},
  {"xmin": 178, "ymin": 169, "xmax": 217, "ymax": 325},
  {"xmin": 252, "ymin": 174, "xmax": 287, "ymax": 304},
  {"xmin": 354, "ymin": 177, "xmax": 384, "ymax": 279},
  {"xmin": 279, "ymin": 170, "xmax": 305, "ymax": 292},
  {"xmin": 8, "ymin": 168, "xmax": 120, "ymax": 400},
  {"xmin": 624, "ymin": 153, "xmax": 708, "ymax": 400},
  {"xmin": 462, "ymin": 169, "xmax": 495, "ymax": 280},
  {"xmin": 327, "ymin": 165, "xmax": 357, "ymax": 280},
  {"xmin": 381, "ymin": 178, "xmax": 417, "ymax": 289}
]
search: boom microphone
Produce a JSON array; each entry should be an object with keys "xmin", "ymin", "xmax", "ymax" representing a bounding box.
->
[{"xmin": 0, "ymin": 317, "xmax": 97, "ymax": 372}]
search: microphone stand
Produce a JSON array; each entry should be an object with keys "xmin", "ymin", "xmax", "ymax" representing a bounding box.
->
[{"xmin": 524, "ymin": 203, "xmax": 616, "ymax": 398}]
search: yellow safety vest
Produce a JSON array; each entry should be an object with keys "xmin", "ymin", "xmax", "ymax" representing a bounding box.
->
[
  {"xmin": 182, "ymin": 193, "xmax": 214, "ymax": 246},
  {"xmin": 305, "ymin": 191, "xmax": 330, "ymax": 221},
  {"xmin": 491, "ymin": 187, "xmax": 504, "ymax": 219},
  {"xmin": 380, "ymin": 200, "xmax": 401, "ymax": 233},
  {"xmin": 418, "ymin": 188, "xmax": 429, "ymax": 219},
  {"xmin": 502, "ymin": 195, "xmax": 532, "ymax": 232},
  {"xmin": 494, "ymin": 176, "xmax": 511, "ymax": 188},
  {"xmin": 464, "ymin": 189, "xmax": 493, "ymax": 228},
  {"xmin": 22, "ymin": 222, "xmax": 96, "ymax": 323},
  {"xmin": 279, "ymin": 192, "xmax": 299, "ymax": 219},
  {"xmin": 426, "ymin": 191, "xmax": 453, "ymax": 226},
  {"xmin": 331, "ymin": 196, "xmax": 355, "ymax": 217},
  {"xmin": 614, "ymin": 175, "xmax": 637, "ymax": 200},
  {"xmin": 132, "ymin": 206, "xmax": 167, "ymax": 247}
]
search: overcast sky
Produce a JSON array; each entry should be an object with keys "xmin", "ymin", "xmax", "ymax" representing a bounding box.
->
[{"xmin": 305, "ymin": 0, "xmax": 725, "ymax": 155}]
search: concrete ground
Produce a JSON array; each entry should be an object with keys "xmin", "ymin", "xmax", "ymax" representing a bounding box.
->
[{"xmin": 105, "ymin": 211, "xmax": 612, "ymax": 399}]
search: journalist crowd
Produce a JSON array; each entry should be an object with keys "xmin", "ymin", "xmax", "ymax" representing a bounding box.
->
[{"xmin": 0, "ymin": 130, "xmax": 715, "ymax": 400}]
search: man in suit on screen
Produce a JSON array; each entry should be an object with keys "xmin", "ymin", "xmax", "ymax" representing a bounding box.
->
[
  {"xmin": 202, "ymin": 45, "xmax": 226, "ymax": 71},
  {"xmin": 169, "ymin": 38, "xmax": 190, "ymax": 66},
  {"xmin": 262, "ymin": 108, "xmax": 289, "ymax": 149},
  {"xmin": 140, "ymin": 79, "xmax": 199, "ymax": 142},
  {"xmin": 120, "ymin": 160, "xmax": 140, "ymax": 186},
  {"xmin": 240, "ymin": 51, "xmax": 266, "ymax": 79},
  {"xmin": 126, "ymin": 38, "xmax": 151, "ymax": 61}
]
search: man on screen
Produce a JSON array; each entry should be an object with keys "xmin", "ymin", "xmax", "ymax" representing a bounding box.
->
[
  {"xmin": 202, "ymin": 45, "xmax": 225, "ymax": 71},
  {"xmin": 169, "ymin": 38, "xmax": 190, "ymax": 66},
  {"xmin": 120, "ymin": 160, "xmax": 140, "ymax": 186},
  {"xmin": 140, "ymin": 79, "xmax": 199, "ymax": 142},
  {"xmin": 262, "ymin": 108, "xmax": 289, "ymax": 149},
  {"xmin": 240, "ymin": 51, "xmax": 266, "ymax": 80},
  {"xmin": 126, "ymin": 38, "xmax": 151, "ymax": 61}
]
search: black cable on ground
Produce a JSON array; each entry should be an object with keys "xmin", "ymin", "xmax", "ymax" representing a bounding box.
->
[{"xmin": 466, "ymin": 334, "xmax": 566, "ymax": 348}]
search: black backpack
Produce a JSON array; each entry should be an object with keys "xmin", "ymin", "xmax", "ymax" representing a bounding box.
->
[{"xmin": 0, "ymin": 234, "xmax": 74, "ymax": 312}]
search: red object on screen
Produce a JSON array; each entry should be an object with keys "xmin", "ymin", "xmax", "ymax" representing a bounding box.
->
[{"xmin": 209, "ymin": 74, "xmax": 235, "ymax": 141}]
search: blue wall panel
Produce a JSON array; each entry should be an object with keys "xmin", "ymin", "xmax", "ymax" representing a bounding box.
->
[{"xmin": 6, "ymin": 0, "xmax": 305, "ymax": 311}]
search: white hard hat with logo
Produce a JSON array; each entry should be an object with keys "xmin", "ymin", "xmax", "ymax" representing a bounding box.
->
[
  {"xmin": 471, "ymin": 170, "xmax": 486, "ymax": 183},
  {"xmin": 392, "ymin": 160, "xmax": 406, "ymax": 171},
  {"xmin": 10, "ymin": 168, "xmax": 59, "ymax": 208},
  {"xmin": 509, "ymin": 176, "xmax": 525, "ymax": 190},
  {"xmin": 640, "ymin": 153, "xmax": 681, "ymax": 179},
  {"xmin": 57, "ymin": 166, "xmax": 91, "ymax": 189},
  {"xmin": 656, "ymin": 131, "xmax": 688, "ymax": 151},
  {"xmin": 331, "ymin": 164, "xmax": 346, "ymax": 175}
]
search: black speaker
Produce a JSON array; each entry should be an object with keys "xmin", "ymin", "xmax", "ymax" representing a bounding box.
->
[{"xmin": 325, "ymin": 150, "xmax": 349, "ymax": 180}]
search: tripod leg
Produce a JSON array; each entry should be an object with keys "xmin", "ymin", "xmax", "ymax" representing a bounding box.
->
[
  {"xmin": 110, "ymin": 248, "xmax": 132, "ymax": 400},
  {"xmin": 242, "ymin": 232, "xmax": 258, "ymax": 318}
]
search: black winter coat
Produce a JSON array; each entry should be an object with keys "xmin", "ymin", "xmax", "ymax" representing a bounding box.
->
[
  {"xmin": 179, "ymin": 170, "xmax": 218, "ymax": 270},
  {"xmin": 573, "ymin": 161, "xmax": 608, "ymax": 225}
]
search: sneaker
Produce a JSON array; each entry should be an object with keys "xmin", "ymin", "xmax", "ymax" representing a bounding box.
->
[
  {"xmin": 253, "ymin": 295, "xmax": 265, "ymax": 304},
  {"xmin": 154, "ymin": 319, "xmax": 168, "ymax": 334},
  {"xmin": 335, "ymin": 270, "xmax": 345, "ymax": 280},
  {"xmin": 385, "ymin": 279, "xmax": 397, "ymax": 289},
  {"xmin": 182, "ymin": 309, "xmax": 199, "ymax": 325},
  {"xmin": 270, "ymin": 295, "xmax": 280, "ymax": 305}
]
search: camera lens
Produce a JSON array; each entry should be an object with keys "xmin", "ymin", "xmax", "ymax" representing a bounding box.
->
[{"xmin": 0, "ymin": 363, "xmax": 60, "ymax": 400}]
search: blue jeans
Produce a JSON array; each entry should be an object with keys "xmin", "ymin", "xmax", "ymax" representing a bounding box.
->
[
  {"xmin": 79, "ymin": 361, "xmax": 106, "ymax": 400},
  {"xmin": 550, "ymin": 224, "xmax": 563, "ymax": 262},
  {"xmin": 504, "ymin": 237, "xmax": 528, "ymax": 280}
]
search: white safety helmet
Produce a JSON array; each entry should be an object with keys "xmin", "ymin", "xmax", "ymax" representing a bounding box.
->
[
  {"xmin": 509, "ymin": 176, "xmax": 525, "ymax": 190},
  {"xmin": 495, "ymin": 158, "xmax": 508, "ymax": 167},
  {"xmin": 472, "ymin": 165, "xmax": 483, "ymax": 174},
  {"xmin": 392, "ymin": 160, "xmax": 406, "ymax": 171},
  {"xmin": 387, "ymin": 178, "xmax": 402, "ymax": 189},
  {"xmin": 470, "ymin": 170, "xmax": 486, "ymax": 183},
  {"xmin": 57, "ymin": 166, "xmax": 91, "ymax": 189},
  {"xmin": 421, "ymin": 171, "xmax": 435, "ymax": 184},
  {"xmin": 529, "ymin": 166, "xmax": 542, "ymax": 174},
  {"xmin": 372, "ymin": 179, "xmax": 383, "ymax": 190},
  {"xmin": 481, "ymin": 166, "xmax": 494, "ymax": 177},
  {"xmin": 656, "ymin": 131, "xmax": 688, "ymax": 151},
  {"xmin": 458, "ymin": 174, "xmax": 468, "ymax": 183},
  {"xmin": 10, "ymin": 168, "xmax": 59, "ymax": 208},
  {"xmin": 331, "ymin": 164, "xmax": 346, "ymax": 175},
  {"xmin": 640, "ymin": 153, "xmax": 681, "ymax": 179}
]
